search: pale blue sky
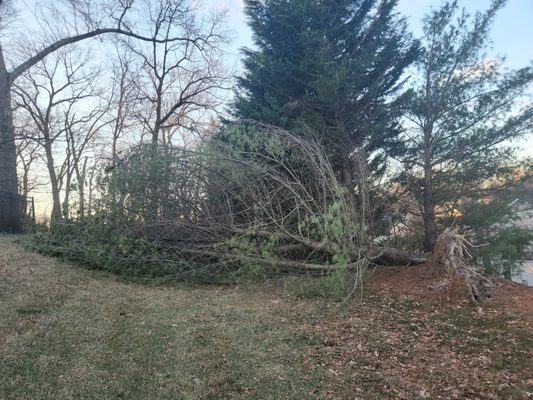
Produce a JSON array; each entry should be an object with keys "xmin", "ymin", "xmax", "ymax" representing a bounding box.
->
[
  {"xmin": 397, "ymin": 0, "xmax": 533, "ymax": 70},
  {"xmin": 209, "ymin": 0, "xmax": 533, "ymax": 71}
]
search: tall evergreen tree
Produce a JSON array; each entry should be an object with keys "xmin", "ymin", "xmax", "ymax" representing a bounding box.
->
[
  {"xmin": 233, "ymin": 0, "xmax": 419, "ymax": 187},
  {"xmin": 399, "ymin": 0, "xmax": 533, "ymax": 251}
]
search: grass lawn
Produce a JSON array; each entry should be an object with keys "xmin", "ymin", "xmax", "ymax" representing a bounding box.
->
[{"xmin": 1, "ymin": 235, "xmax": 532, "ymax": 399}]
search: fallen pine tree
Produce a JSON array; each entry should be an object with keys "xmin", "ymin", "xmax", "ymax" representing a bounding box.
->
[{"xmin": 34, "ymin": 122, "xmax": 424, "ymax": 293}]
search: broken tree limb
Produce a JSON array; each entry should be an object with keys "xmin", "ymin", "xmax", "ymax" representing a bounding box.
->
[{"xmin": 166, "ymin": 246, "xmax": 346, "ymax": 271}]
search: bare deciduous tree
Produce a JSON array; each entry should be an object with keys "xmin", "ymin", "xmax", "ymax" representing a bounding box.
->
[
  {"xmin": 63, "ymin": 98, "xmax": 110, "ymax": 219},
  {"xmin": 108, "ymin": 47, "xmax": 137, "ymax": 163},
  {"xmin": 13, "ymin": 112, "xmax": 40, "ymax": 201},
  {"xmin": 13, "ymin": 49, "xmax": 99, "ymax": 221},
  {"xmin": 0, "ymin": 0, "xmax": 227, "ymax": 203},
  {"xmin": 123, "ymin": 0, "xmax": 232, "ymax": 145}
]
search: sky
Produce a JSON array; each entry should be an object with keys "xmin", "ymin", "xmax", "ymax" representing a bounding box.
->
[
  {"xmin": 208, "ymin": 0, "xmax": 533, "ymax": 70},
  {"xmin": 206, "ymin": 0, "xmax": 533, "ymax": 155},
  {"xmin": 397, "ymin": 0, "xmax": 533, "ymax": 70}
]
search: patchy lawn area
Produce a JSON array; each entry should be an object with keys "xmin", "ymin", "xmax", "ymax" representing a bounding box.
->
[{"xmin": 1, "ymin": 235, "xmax": 532, "ymax": 399}]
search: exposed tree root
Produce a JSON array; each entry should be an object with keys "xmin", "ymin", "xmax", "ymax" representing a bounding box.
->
[{"xmin": 431, "ymin": 228, "xmax": 492, "ymax": 302}]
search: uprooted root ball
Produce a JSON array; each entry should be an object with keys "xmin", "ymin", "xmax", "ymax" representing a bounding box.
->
[{"xmin": 431, "ymin": 228, "xmax": 492, "ymax": 302}]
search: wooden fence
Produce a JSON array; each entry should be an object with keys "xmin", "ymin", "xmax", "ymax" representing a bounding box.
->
[{"xmin": 0, "ymin": 191, "xmax": 35, "ymax": 233}]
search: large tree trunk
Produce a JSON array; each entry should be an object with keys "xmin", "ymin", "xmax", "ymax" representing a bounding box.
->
[
  {"xmin": 0, "ymin": 46, "xmax": 18, "ymax": 195},
  {"xmin": 341, "ymin": 152, "xmax": 353, "ymax": 189},
  {"xmin": 423, "ymin": 127, "xmax": 437, "ymax": 251},
  {"xmin": 148, "ymin": 116, "xmax": 162, "ymax": 220},
  {"xmin": 0, "ymin": 47, "xmax": 21, "ymax": 232}
]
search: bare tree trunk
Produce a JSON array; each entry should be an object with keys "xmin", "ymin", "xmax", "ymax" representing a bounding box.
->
[
  {"xmin": 15, "ymin": 135, "xmax": 39, "ymax": 217},
  {"xmin": 423, "ymin": 126, "xmax": 437, "ymax": 251},
  {"xmin": 43, "ymin": 141, "xmax": 62, "ymax": 222},
  {"xmin": 21, "ymin": 162, "xmax": 29, "ymax": 198},
  {"xmin": 0, "ymin": 46, "xmax": 18, "ymax": 194},
  {"xmin": 0, "ymin": 47, "xmax": 22, "ymax": 232},
  {"xmin": 341, "ymin": 152, "xmax": 353, "ymax": 189},
  {"xmin": 149, "ymin": 113, "xmax": 162, "ymax": 219},
  {"xmin": 19, "ymin": 159, "xmax": 29, "ymax": 215},
  {"xmin": 110, "ymin": 51, "xmax": 132, "ymax": 163},
  {"xmin": 87, "ymin": 168, "xmax": 95, "ymax": 216},
  {"xmin": 63, "ymin": 164, "xmax": 72, "ymax": 220},
  {"xmin": 74, "ymin": 157, "xmax": 88, "ymax": 219}
]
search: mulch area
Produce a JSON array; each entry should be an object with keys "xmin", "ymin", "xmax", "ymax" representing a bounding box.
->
[{"xmin": 368, "ymin": 263, "xmax": 533, "ymax": 321}]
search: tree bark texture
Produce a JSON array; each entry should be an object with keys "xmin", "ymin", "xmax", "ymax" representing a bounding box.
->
[
  {"xmin": 0, "ymin": 46, "xmax": 18, "ymax": 194},
  {"xmin": 423, "ymin": 126, "xmax": 437, "ymax": 251}
]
